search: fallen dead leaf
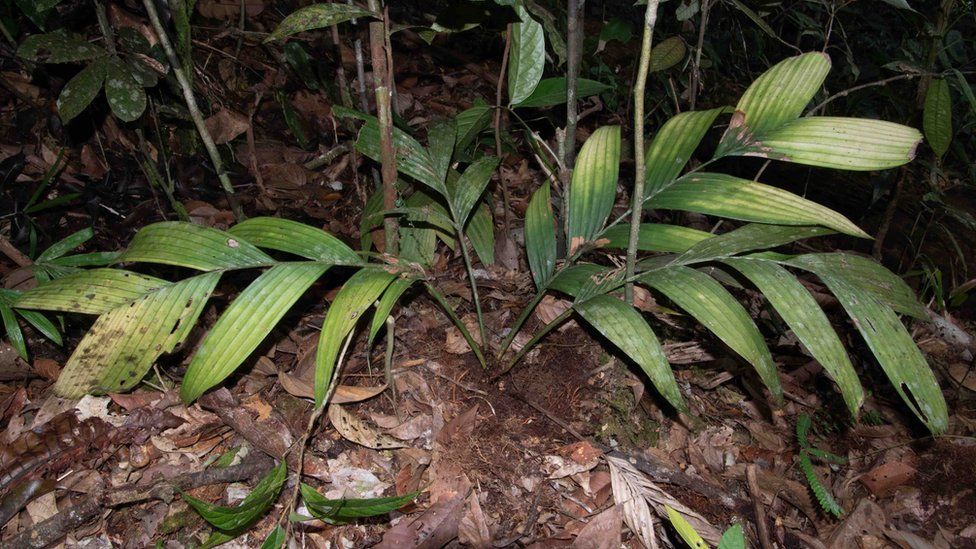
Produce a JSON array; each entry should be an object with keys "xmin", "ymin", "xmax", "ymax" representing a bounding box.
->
[
  {"xmin": 203, "ymin": 109, "xmax": 249, "ymax": 145},
  {"xmin": 571, "ymin": 505, "xmax": 621, "ymax": 549},
  {"xmin": 860, "ymin": 460, "xmax": 916, "ymax": 497},
  {"xmin": 458, "ymin": 490, "xmax": 492, "ymax": 548},
  {"xmin": 375, "ymin": 493, "xmax": 466, "ymax": 549},
  {"xmin": 328, "ymin": 404, "xmax": 406, "ymax": 449}
]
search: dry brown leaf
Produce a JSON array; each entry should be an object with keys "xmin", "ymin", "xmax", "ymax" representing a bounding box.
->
[
  {"xmin": 458, "ymin": 490, "xmax": 492, "ymax": 548},
  {"xmin": 827, "ymin": 499, "xmax": 887, "ymax": 549},
  {"xmin": 948, "ymin": 363, "xmax": 976, "ymax": 391},
  {"xmin": 375, "ymin": 493, "xmax": 466, "ymax": 549},
  {"xmin": 388, "ymin": 414, "xmax": 433, "ymax": 441},
  {"xmin": 444, "ymin": 314, "xmax": 482, "ymax": 354},
  {"xmin": 262, "ymin": 163, "xmax": 308, "ymax": 190},
  {"xmin": 860, "ymin": 460, "xmax": 916, "ymax": 497},
  {"xmin": 280, "ymin": 368, "xmax": 386, "ymax": 404},
  {"xmin": 328, "ymin": 404, "xmax": 406, "ymax": 449},
  {"xmin": 571, "ymin": 505, "xmax": 621, "ymax": 549},
  {"xmin": 204, "ymin": 109, "xmax": 249, "ymax": 145}
]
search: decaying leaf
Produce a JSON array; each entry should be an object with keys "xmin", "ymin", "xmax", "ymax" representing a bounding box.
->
[{"xmin": 328, "ymin": 404, "xmax": 406, "ymax": 450}]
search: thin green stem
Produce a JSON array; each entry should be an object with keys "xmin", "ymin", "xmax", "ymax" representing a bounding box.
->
[
  {"xmin": 454, "ymin": 225, "xmax": 487, "ymax": 351},
  {"xmin": 625, "ymin": 0, "xmax": 660, "ymax": 304}
]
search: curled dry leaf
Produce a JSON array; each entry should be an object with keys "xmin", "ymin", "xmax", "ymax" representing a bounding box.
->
[
  {"xmin": 280, "ymin": 367, "xmax": 386, "ymax": 404},
  {"xmin": 328, "ymin": 404, "xmax": 406, "ymax": 450}
]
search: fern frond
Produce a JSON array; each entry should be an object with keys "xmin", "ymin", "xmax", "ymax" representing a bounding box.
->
[{"xmin": 797, "ymin": 451, "xmax": 844, "ymax": 518}]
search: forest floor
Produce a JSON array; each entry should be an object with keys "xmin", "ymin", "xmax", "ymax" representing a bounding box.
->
[{"xmin": 2, "ymin": 5, "xmax": 976, "ymax": 548}]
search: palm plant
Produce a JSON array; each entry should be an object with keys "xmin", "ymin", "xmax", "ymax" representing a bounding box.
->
[{"xmin": 501, "ymin": 52, "xmax": 947, "ymax": 435}]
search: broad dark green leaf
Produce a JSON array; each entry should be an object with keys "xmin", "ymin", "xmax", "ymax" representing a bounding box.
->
[
  {"xmin": 354, "ymin": 116, "xmax": 445, "ymax": 196},
  {"xmin": 184, "ymin": 461, "xmax": 287, "ymax": 532},
  {"xmin": 52, "ymin": 272, "xmax": 219, "ymax": 398},
  {"xmin": 466, "ymin": 201, "xmax": 496, "ymax": 267},
  {"xmin": 260, "ymin": 526, "xmax": 286, "ymax": 549},
  {"xmin": 316, "ymin": 269, "xmax": 396, "ymax": 406},
  {"xmin": 568, "ymin": 126, "xmax": 621, "ymax": 254},
  {"xmin": 644, "ymin": 107, "xmax": 728, "ymax": 199},
  {"xmin": 104, "ymin": 56, "xmax": 146, "ymax": 122},
  {"xmin": 649, "ymin": 36, "xmax": 686, "ymax": 72},
  {"xmin": 182, "ymin": 263, "xmax": 329, "ymax": 403},
  {"xmin": 507, "ymin": 5, "xmax": 545, "ymax": 105},
  {"xmin": 1, "ymin": 301, "xmax": 26, "ymax": 360},
  {"xmin": 575, "ymin": 295, "xmax": 684, "ymax": 411},
  {"xmin": 57, "ymin": 58, "xmax": 106, "ymax": 123},
  {"xmin": 650, "ymin": 173, "xmax": 869, "ymax": 238},
  {"xmin": 811, "ymin": 273, "xmax": 947, "ymax": 434},
  {"xmin": 923, "ymin": 78, "xmax": 952, "ymax": 158},
  {"xmin": 717, "ymin": 52, "xmax": 831, "ymax": 155},
  {"xmin": 427, "ymin": 119, "xmax": 457, "ymax": 186},
  {"xmin": 18, "ymin": 33, "xmax": 105, "ymax": 63},
  {"xmin": 723, "ymin": 258, "xmax": 863, "ymax": 415},
  {"xmin": 514, "ymin": 77, "xmax": 611, "ymax": 108},
  {"xmin": 454, "ymin": 100, "xmax": 492, "ymax": 154},
  {"xmin": 15, "ymin": 269, "xmax": 168, "ymax": 315},
  {"xmin": 525, "ymin": 182, "xmax": 557, "ymax": 288},
  {"xmin": 36, "ymin": 228, "xmax": 93, "ymax": 262},
  {"xmin": 603, "ymin": 224, "xmax": 711, "ymax": 253},
  {"xmin": 119, "ymin": 222, "xmax": 274, "ymax": 271},
  {"xmin": 451, "ymin": 156, "xmax": 499, "ymax": 225},
  {"xmin": 781, "ymin": 252, "xmax": 926, "ymax": 318},
  {"xmin": 735, "ymin": 117, "xmax": 922, "ymax": 171},
  {"xmin": 674, "ymin": 224, "xmax": 834, "ymax": 265},
  {"xmin": 640, "ymin": 266, "xmax": 782, "ymax": 401},
  {"xmin": 548, "ymin": 264, "xmax": 606, "ymax": 296},
  {"xmin": 228, "ymin": 217, "xmax": 361, "ymax": 264},
  {"xmin": 368, "ymin": 277, "xmax": 416, "ymax": 346},
  {"xmin": 300, "ymin": 483, "xmax": 419, "ymax": 522},
  {"xmin": 266, "ymin": 4, "xmax": 375, "ymax": 42}
]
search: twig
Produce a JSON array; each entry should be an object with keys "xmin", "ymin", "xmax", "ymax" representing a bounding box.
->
[
  {"xmin": 303, "ymin": 142, "xmax": 353, "ymax": 171},
  {"xmin": 282, "ymin": 331, "xmax": 354, "ymax": 539},
  {"xmin": 141, "ymin": 0, "xmax": 243, "ymax": 220},
  {"xmin": 494, "ymin": 25, "xmax": 514, "ymax": 238},
  {"xmin": 806, "ymin": 73, "xmax": 923, "ymax": 115},
  {"xmin": 746, "ymin": 464, "xmax": 774, "ymax": 549},
  {"xmin": 689, "ymin": 0, "xmax": 711, "ymax": 110},
  {"xmin": 0, "ymin": 235, "xmax": 32, "ymax": 267},
  {"xmin": 625, "ymin": 0, "xmax": 661, "ymax": 304}
]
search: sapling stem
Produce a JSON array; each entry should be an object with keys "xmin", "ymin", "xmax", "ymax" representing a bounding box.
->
[
  {"xmin": 142, "ymin": 0, "xmax": 243, "ymax": 220},
  {"xmin": 366, "ymin": 0, "xmax": 398, "ymax": 254},
  {"xmin": 625, "ymin": 0, "xmax": 661, "ymax": 304},
  {"xmin": 561, "ymin": 0, "xmax": 585, "ymax": 182}
]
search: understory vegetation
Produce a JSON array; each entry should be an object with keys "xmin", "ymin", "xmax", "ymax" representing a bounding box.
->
[{"xmin": 0, "ymin": 0, "xmax": 974, "ymax": 547}]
